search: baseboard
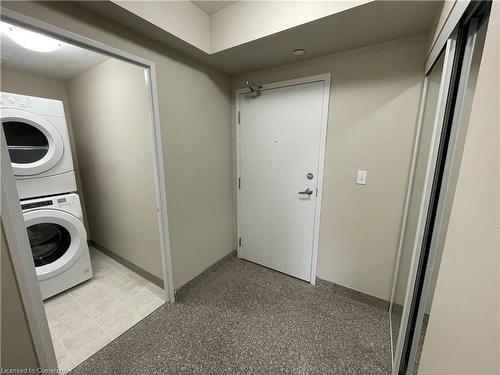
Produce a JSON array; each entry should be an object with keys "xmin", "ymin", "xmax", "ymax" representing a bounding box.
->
[
  {"xmin": 175, "ymin": 249, "xmax": 237, "ymax": 297},
  {"xmin": 89, "ymin": 240, "xmax": 164, "ymax": 288},
  {"xmin": 392, "ymin": 302, "xmax": 403, "ymax": 315},
  {"xmin": 316, "ymin": 277, "xmax": 390, "ymax": 311}
]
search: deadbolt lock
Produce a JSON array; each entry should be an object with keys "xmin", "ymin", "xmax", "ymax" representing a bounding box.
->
[{"xmin": 306, "ymin": 173, "xmax": 314, "ymax": 180}]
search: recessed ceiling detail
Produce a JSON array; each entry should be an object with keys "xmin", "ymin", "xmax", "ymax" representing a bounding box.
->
[
  {"xmin": 82, "ymin": 1, "xmax": 442, "ymax": 75},
  {"xmin": 192, "ymin": 1, "xmax": 237, "ymax": 15}
]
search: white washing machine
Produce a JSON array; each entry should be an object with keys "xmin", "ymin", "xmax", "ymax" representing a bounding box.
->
[
  {"xmin": 1, "ymin": 92, "xmax": 76, "ymax": 199},
  {"xmin": 22, "ymin": 193, "xmax": 92, "ymax": 299}
]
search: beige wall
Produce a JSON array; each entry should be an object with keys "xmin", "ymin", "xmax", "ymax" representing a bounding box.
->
[
  {"xmin": 427, "ymin": 0, "xmax": 456, "ymax": 53},
  {"xmin": 418, "ymin": 3, "xmax": 500, "ymax": 374},
  {"xmin": 1, "ymin": 222, "xmax": 39, "ymax": 370},
  {"xmin": 65, "ymin": 58, "xmax": 163, "ymax": 280},
  {"xmin": 233, "ymin": 35, "xmax": 427, "ymax": 300},
  {"xmin": 210, "ymin": 1, "xmax": 371, "ymax": 53},
  {"xmin": 113, "ymin": 1, "xmax": 371, "ymax": 54},
  {"xmin": 2, "ymin": 1, "xmax": 234, "ymax": 289},
  {"xmin": 113, "ymin": 0, "xmax": 211, "ymax": 53},
  {"xmin": 0, "ymin": 69, "xmax": 90, "ymax": 232}
]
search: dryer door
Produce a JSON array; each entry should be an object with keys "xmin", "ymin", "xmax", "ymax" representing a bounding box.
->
[
  {"xmin": 24, "ymin": 209, "xmax": 87, "ymax": 280},
  {"xmin": 1, "ymin": 108, "xmax": 64, "ymax": 176}
]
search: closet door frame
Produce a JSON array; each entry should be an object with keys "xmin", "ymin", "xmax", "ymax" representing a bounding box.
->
[
  {"xmin": 393, "ymin": 2, "xmax": 491, "ymax": 374},
  {"xmin": 392, "ymin": 34, "xmax": 457, "ymax": 375}
]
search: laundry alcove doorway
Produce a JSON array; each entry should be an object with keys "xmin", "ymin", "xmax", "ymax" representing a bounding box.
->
[{"xmin": 0, "ymin": 7, "xmax": 175, "ymax": 371}]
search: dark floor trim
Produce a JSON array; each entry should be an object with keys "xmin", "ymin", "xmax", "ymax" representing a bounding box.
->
[
  {"xmin": 175, "ymin": 250, "xmax": 237, "ymax": 297},
  {"xmin": 89, "ymin": 240, "xmax": 164, "ymax": 288},
  {"xmin": 316, "ymin": 277, "xmax": 390, "ymax": 311}
]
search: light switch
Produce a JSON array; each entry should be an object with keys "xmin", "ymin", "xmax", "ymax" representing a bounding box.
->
[{"xmin": 356, "ymin": 170, "xmax": 367, "ymax": 185}]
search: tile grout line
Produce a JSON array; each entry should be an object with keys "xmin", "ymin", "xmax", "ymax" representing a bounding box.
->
[
  {"xmin": 74, "ymin": 271, "xmax": 141, "ymax": 332},
  {"xmin": 91, "ymin": 270, "xmax": 159, "ymax": 322},
  {"xmin": 64, "ymin": 253, "xmax": 149, "ymax": 368},
  {"xmin": 92, "ymin": 255, "xmax": 165, "ymax": 316},
  {"xmin": 66, "ymin": 293, "xmax": 113, "ymax": 369},
  {"xmin": 90, "ymin": 248, "xmax": 149, "ymax": 283},
  {"xmin": 90, "ymin": 249, "xmax": 164, "ymax": 303},
  {"xmin": 46, "ymin": 251, "xmax": 167, "ymax": 372}
]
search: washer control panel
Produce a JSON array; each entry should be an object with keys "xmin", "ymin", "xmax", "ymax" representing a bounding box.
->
[
  {"xmin": 56, "ymin": 195, "xmax": 78, "ymax": 208},
  {"xmin": 21, "ymin": 200, "xmax": 53, "ymax": 210},
  {"xmin": 21, "ymin": 193, "xmax": 81, "ymax": 216}
]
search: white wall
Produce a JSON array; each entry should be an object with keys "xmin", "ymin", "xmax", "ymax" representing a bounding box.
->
[
  {"xmin": 2, "ymin": 1, "xmax": 235, "ymax": 290},
  {"xmin": 418, "ymin": 3, "xmax": 500, "ymax": 374},
  {"xmin": 233, "ymin": 35, "xmax": 427, "ymax": 300},
  {"xmin": 0, "ymin": 68, "xmax": 90, "ymax": 232},
  {"xmin": 65, "ymin": 59, "xmax": 163, "ymax": 280}
]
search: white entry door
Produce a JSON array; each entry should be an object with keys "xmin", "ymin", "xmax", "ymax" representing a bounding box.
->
[{"xmin": 237, "ymin": 75, "xmax": 330, "ymax": 283}]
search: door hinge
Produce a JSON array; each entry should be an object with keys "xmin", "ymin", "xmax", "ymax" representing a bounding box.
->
[
  {"xmin": 316, "ymin": 187, "xmax": 318, "ymax": 197},
  {"xmin": 238, "ymin": 177, "xmax": 241, "ymax": 189},
  {"xmin": 238, "ymin": 110, "xmax": 241, "ymax": 124},
  {"xmin": 239, "ymin": 237, "xmax": 242, "ymax": 247}
]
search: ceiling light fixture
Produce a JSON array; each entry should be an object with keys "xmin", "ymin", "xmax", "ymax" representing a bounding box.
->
[
  {"xmin": 293, "ymin": 48, "xmax": 305, "ymax": 56},
  {"xmin": 0, "ymin": 21, "xmax": 62, "ymax": 53}
]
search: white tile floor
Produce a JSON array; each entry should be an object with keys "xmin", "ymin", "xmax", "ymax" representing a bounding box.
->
[{"xmin": 44, "ymin": 247, "xmax": 165, "ymax": 371}]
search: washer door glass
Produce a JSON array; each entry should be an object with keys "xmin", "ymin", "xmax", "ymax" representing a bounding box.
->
[
  {"xmin": 28, "ymin": 223, "xmax": 71, "ymax": 267},
  {"xmin": 23, "ymin": 208, "xmax": 86, "ymax": 280},
  {"xmin": 3, "ymin": 121, "xmax": 49, "ymax": 163}
]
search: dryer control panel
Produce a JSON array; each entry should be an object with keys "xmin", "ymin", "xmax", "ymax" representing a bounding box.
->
[
  {"xmin": 0, "ymin": 92, "xmax": 34, "ymax": 110},
  {"xmin": 1, "ymin": 92, "xmax": 65, "ymax": 117}
]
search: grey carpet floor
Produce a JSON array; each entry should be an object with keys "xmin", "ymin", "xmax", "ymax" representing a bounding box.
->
[{"xmin": 70, "ymin": 256, "xmax": 391, "ymax": 374}]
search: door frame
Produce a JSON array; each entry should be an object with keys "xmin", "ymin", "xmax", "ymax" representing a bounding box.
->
[
  {"xmin": 2, "ymin": 130, "xmax": 58, "ymax": 369},
  {"xmin": 0, "ymin": 7, "xmax": 175, "ymax": 369},
  {"xmin": 235, "ymin": 74, "xmax": 331, "ymax": 285}
]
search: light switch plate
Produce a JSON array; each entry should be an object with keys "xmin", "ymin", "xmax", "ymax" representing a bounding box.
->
[{"xmin": 356, "ymin": 170, "xmax": 367, "ymax": 185}]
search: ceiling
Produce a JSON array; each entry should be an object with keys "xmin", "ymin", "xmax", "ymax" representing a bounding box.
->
[
  {"xmin": 0, "ymin": 23, "xmax": 109, "ymax": 80},
  {"xmin": 74, "ymin": 1, "xmax": 441, "ymax": 75},
  {"xmin": 210, "ymin": 0, "xmax": 441, "ymax": 75},
  {"xmin": 192, "ymin": 1, "xmax": 237, "ymax": 15}
]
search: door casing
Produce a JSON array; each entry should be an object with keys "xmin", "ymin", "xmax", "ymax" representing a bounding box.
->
[{"xmin": 235, "ymin": 74, "xmax": 331, "ymax": 285}]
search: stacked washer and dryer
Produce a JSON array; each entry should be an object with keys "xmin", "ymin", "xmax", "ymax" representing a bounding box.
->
[{"xmin": 1, "ymin": 92, "xmax": 93, "ymax": 299}]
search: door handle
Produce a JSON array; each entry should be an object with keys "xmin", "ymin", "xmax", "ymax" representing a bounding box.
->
[{"xmin": 298, "ymin": 188, "xmax": 313, "ymax": 196}]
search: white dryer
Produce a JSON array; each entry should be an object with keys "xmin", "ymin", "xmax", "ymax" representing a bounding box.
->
[
  {"xmin": 1, "ymin": 92, "xmax": 76, "ymax": 199},
  {"xmin": 22, "ymin": 193, "xmax": 92, "ymax": 299}
]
